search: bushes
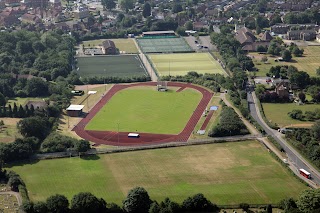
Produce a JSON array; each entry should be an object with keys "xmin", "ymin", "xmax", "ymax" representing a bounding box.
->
[{"xmin": 208, "ymin": 106, "xmax": 249, "ymax": 137}]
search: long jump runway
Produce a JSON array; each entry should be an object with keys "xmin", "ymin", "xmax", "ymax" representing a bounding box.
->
[{"xmin": 73, "ymin": 82, "xmax": 212, "ymax": 146}]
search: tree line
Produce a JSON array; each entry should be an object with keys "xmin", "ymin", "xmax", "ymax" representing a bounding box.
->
[{"xmin": 20, "ymin": 184, "xmax": 320, "ymax": 213}]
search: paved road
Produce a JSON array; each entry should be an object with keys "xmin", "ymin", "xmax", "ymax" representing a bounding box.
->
[
  {"xmin": 198, "ymin": 36, "xmax": 216, "ymax": 51},
  {"xmin": 247, "ymin": 85, "xmax": 320, "ymax": 186}
]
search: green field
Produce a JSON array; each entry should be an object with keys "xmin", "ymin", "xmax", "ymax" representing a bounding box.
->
[
  {"xmin": 149, "ymin": 53, "xmax": 226, "ymax": 76},
  {"xmin": 82, "ymin": 38, "xmax": 138, "ymax": 54},
  {"xmin": 250, "ymin": 46, "xmax": 320, "ymax": 77},
  {"xmin": 137, "ymin": 37, "xmax": 193, "ymax": 53},
  {"xmin": 262, "ymin": 103, "xmax": 320, "ymax": 127},
  {"xmin": 86, "ymin": 87, "xmax": 201, "ymax": 134},
  {"xmin": 76, "ymin": 55, "xmax": 148, "ymax": 78},
  {"xmin": 8, "ymin": 141, "xmax": 307, "ymax": 204}
]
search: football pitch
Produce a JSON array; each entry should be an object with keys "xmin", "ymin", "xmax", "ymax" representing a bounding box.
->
[
  {"xmin": 148, "ymin": 53, "xmax": 226, "ymax": 76},
  {"xmin": 85, "ymin": 87, "xmax": 202, "ymax": 134},
  {"xmin": 76, "ymin": 55, "xmax": 148, "ymax": 78},
  {"xmin": 9, "ymin": 141, "xmax": 307, "ymax": 205}
]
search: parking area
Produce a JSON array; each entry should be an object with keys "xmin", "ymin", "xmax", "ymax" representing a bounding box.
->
[{"xmin": 184, "ymin": 35, "xmax": 214, "ymax": 52}]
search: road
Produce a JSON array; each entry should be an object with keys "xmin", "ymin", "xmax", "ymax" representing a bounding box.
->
[{"xmin": 247, "ymin": 85, "xmax": 320, "ymax": 186}]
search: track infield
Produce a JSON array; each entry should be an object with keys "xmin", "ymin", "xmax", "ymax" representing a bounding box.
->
[
  {"xmin": 8, "ymin": 140, "xmax": 308, "ymax": 205},
  {"xmin": 148, "ymin": 53, "xmax": 226, "ymax": 76},
  {"xmin": 74, "ymin": 82, "xmax": 213, "ymax": 145}
]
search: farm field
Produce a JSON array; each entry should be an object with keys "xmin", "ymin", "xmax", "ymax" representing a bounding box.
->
[
  {"xmin": 250, "ymin": 46, "xmax": 320, "ymax": 77},
  {"xmin": 262, "ymin": 103, "xmax": 320, "ymax": 127},
  {"xmin": 85, "ymin": 87, "xmax": 201, "ymax": 134},
  {"xmin": 82, "ymin": 38, "xmax": 138, "ymax": 54},
  {"xmin": 9, "ymin": 140, "xmax": 307, "ymax": 205},
  {"xmin": 76, "ymin": 55, "xmax": 148, "ymax": 78},
  {"xmin": 148, "ymin": 53, "xmax": 226, "ymax": 76}
]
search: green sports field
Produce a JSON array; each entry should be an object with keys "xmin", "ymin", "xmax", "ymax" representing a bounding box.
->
[
  {"xmin": 85, "ymin": 87, "xmax": 201, "ymax": 134},
  {"xmin": 262, "ymin": 103, "xmax": 320, "ymax": 127},
  {"xmin": 8, "ymin": 140, "xmax": 307, "ymax": 204},
  {"xmin": 137, "ymin": 37, "xmax": 192, "ymax": 53},
  {"xmin": 76, "ymin": 55, "xmax": 148, "ymax": 78},
  {"xmin": 148, "ymin": 53, "xmax": 226, "ymax": 76}
]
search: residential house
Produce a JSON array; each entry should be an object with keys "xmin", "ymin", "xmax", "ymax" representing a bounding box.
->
[
  {"xmin": 101, "ymin": 40, "xmax": 116, "ymax": 55},
  {"xmin": 20, "ymin": 0, "xmax": 48, "ymax": 8},
  {"xmin": 73, "ymin": 4, "xmax": 89, "ymax": 19},
  {"xmin": 20, "ymin": 13, "xmax": 42, "ymax": 24},
  {"xmin": 272, "ymin": 79, "xmax": 290, "ymax": 98},
  {"xmin": 0, "ymin": 10, "xmax": 20, "ymax": 27},
  {"xmin": 235, "ymin": 27, "xmax": 271, "ymax": 52},
  {"xmin": 4, "ymin": 0, "xmax": 20, "ymax": 7},
  {"xmin": 286, "ymin": 30, "xmax": 317, "ymax": 41}
]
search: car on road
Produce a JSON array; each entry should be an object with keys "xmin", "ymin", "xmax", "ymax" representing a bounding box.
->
[
  {"xmin": 194, "ymin": 40, "xmax": 199, "ymax": 44},
  {"xmin": 204, "ymin": 46, "xmax": 208, "ymax": 49}
]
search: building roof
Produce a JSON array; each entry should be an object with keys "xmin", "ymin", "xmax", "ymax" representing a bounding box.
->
[
  {"xmin": 235, "ymin": 27, "xmax": 256, "ymax": 44},
  {"xmin": 102, "ymin": 40, "xmax": 115, "ymax": 49},
  {"xmin": 26, "ymin": 100, "xmax": 47, "ymax": 109},
  {"xmin": 66, "ymin": 105, "xmax": 84, "ymax": 111},
  {"xmin": 261, "ymin": 31, "xmax": 273, "ymax": 41}
]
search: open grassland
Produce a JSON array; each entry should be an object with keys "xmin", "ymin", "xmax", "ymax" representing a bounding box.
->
[
  {"xmin": 85, "ymin": 87, "xmax": 201, "ymax": 134},
  {"xmin": 149, "ymin": 53, "xmax": 226, "ymax": 76},
  {"xmin": 76, "ymin": 55, "xmax": 148, "ymax": 78},
  {"xmin": 250, "ymin": 46, "xmax": 320, "ymax": 77},
  {"xmin": 0, "ymin": 118, "xmax": 21, "ymax": 143},
  {"xmin": 262, "ymin": 103, "xmax": 320, "ymax": 127},
  {"xmin": 82, "ymin": 38, "xmax": 138, "ymax": 54},
  {"xmin": 9, "ymin": 140, "xmax": 307, "ymax": 205}
]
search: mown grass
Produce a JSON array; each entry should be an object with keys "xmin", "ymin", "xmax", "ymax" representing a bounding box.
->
[
  {"xmin": 250, "ymin": 46, "xmax": 320, "ymax": 77},
  {"xmin": 8, "ymin": 140, "xmax": 307, "ymax": 205},
  {"xmin": 148, "ymin": 53, "xmax": 226, "ymax": 76},
  {"xmin": 85, "ymin": 87, "xmax": 202, "ymax": 134},
  {"xmin": 262, "ymin": 103, "xmax": 320, "ymax": 127}
]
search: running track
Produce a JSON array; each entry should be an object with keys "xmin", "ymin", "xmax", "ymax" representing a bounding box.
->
[{"xmin": 73, "ymin": 82, "xmax": 213, "ymax": 146}]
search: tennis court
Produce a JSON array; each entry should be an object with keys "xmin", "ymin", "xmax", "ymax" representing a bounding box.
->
[
  {"xmin": 148, "ymin": 53, "xmax": 227, "ymax": 76},
  {"xmin": 137, "ymin": 37, "xmax": 193, "ymax": 53}
]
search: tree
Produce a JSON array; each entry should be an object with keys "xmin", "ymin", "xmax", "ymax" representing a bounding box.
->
[
  {"xmin": 297, "ymin": 189, "xmax": 320, "ymax": 213},
  {"xmin": 316, "ymin": 67, "xmax": 320, "ymax": 76},
  {"xmin": 33, "ymin": 201, "xmax": 49, "ymax": 213},
  {"xmin": 123, "ymin": 187, "xmax": 151, "ymax": 213},
  {"xmin": 46, "ymin": 194, "xmax": 69, "ymax": 213},
  {"xmin": 102, "ymin": 0, "xmax": 116, "ymax": 11},
  {"xmin": 119, "ymin": 0, "xmax": 134, "ymax": 12},
  {"xmin": 0, "ymin": 92, "xmax": 5, "ymax": 106},
  {"xmin": 74, "ymin": 140, "xmax": 90, "ymax": 153},
  {"xmin": 25, "ymin": 78, "xmax": 49, "ymax": 97},
  {"xmin": 172, "ymin": 3, "xmax": 183, "ymax": 13},
  {"xmin": 288, "ymin": 109, "xmax": 303, "ymax": 120},
  {"xmin": 142, "ymin": 2, "xmax": 151, "ymax": 18},
  {"xmin": 289, "ymin": 71, "xmax": 310, "ymax": 89},
  {"xmin": 292, "ymin": 46, "xmax": 304, "ymax": 57},
  {"xmin": 17, "ymin": 116, "xmax": 51, "ymax": 140},
  {"xmin": 298, "ymin": 92, "xmax": 306, "ymax": 103},
  {"xmin": 71, "ymin": 192, "xmax": 107, "ymax": 213},
  {"xmin": 279, "ymin": 197, "xmax": 298, "ymax": 212},
  {"xmin": 281, "ymin": 49, "xmax": 292, "ymax": 62},
  {"xmin": 312, "ymin": 121, "xmax": 320, "ymax": 141},
  {"xmin": 182, "ymin": 193, "xmax": 219, "ymax": 212}
]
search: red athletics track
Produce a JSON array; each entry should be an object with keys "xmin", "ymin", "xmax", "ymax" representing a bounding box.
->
[{"xmin": 73, "ymin": 82, "xmax": 213, "ymax": 146}]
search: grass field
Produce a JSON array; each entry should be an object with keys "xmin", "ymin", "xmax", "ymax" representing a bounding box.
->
[
  {"xmin": 0, "ymin": 118, "xmax": 21, "ymax": 143},
  {"xmin": 85, "ymin": 87, "xmax": 201, "ymax": 134},
  {"xmin": 6, "ymin": 97, "xmax": 46, "ymax": 107},
  {"xmin": 8, "ymin": 140, "xmax": 307, "ymax": 204},
  {"xmin": 148, "ymin": 53, "xmax": 226, "ymax": 76},
  {"xmin": 250, "ymin": 46, "xmax": 320, "ymax": 77},
  {"xmin": 262, "ymin": 103, "xmax": 320, "ymax": 127},
  {"xmin": 82, "ymin": 38, "xmax": 138, "ymax": 54},
  {"xmin": 137, "ymin": 37, "xmax": 192, "ymax": 53},
  {"xmin": 76, "ymin": 55, "xmax": 148, "ymax": 78}
]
